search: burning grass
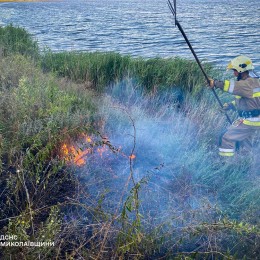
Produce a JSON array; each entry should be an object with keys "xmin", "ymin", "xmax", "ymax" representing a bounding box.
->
[
  {"xmin": 51, "ymin": 83, "xmax": 259, "ymax": 258},
  {"xmin": 80, "ymin": 83, "xmax": 260, "ymax": 258},
  {"xmin": 0, "ymin": 50, "xmax": 98, "ymax": 258}
]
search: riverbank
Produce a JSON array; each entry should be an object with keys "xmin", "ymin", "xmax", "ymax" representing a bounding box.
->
[{"xmin": 0, "ymin": 25, "xmax": 259, "ymax": 259}]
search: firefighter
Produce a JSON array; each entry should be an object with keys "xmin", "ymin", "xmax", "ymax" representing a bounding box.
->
[{"xmin": 208, "ymin": 55, "xmax": 260, "ymax": 157}]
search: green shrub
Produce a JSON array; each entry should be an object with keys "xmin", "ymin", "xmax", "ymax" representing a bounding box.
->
[
  {"xmin": 0, "ymin": 24, "xmax": 39, "ymax": 60},
  {"xmin": 0, "ymin": 55, "xmax": 96, "ymax": 157},
  {"xmin": 0, "ymin": 54, "xmax": 97, "ymax": 258},
  {"xmin": 0, "ymin": 55, "xmax": 41, "ymax": 89}
]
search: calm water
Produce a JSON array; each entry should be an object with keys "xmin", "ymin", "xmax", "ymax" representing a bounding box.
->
[{"xmin": 0, "ymin": 0, "xmax": 259, "ymax": 69}]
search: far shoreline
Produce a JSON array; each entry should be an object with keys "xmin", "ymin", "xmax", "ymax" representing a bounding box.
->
[{"xmin": 0, "ymin": 0, "xmax": 56, "ymax": 2}]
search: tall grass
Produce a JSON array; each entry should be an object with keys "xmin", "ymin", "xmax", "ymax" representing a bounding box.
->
[
  {"xmin": 0, "ymin": 27, "xmax": 97, "ymax": 258},
  {"xmin": 55, "ymin": 81, "xmax": 258, "ymax": 258},
  {"xmin": 41, "ymin": 51, "xmax": 213, "ymax": 94},
  {"xmin": 41, "ymin": 51, "xmax": 132, "ymax": 90},
  {"xmin": 90, "ymin": 82, "xmax": 260, "ymax": 258}
]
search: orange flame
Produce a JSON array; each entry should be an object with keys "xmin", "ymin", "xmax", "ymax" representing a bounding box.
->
[
  {"xmin": 129, "ymin": 154, "xmax": 136, "ymax": 160},
  {"xmin": 85, "ymin": 136, "xmax": 92, "ymax": 143},
  {"xmin": 97, "ymin": 146, "xmax": 108, "ymax": 158},
  {"xmin": 61, "ymin": 134, "xmax": 110, "ymax": 166},
  {"xmin": 61, "ymin": 143, "xmax": 92, "ymax": 166}
]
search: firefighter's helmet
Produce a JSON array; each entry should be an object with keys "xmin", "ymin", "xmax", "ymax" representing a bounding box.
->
[{"xmin": 226, "ymin": 55, "xmax": 254, "ymax": 73}]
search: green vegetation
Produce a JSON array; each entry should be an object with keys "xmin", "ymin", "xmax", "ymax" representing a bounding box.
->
[
  {"xmin": 41, "ymin": 50, "xmax": 212, "ymax": 93},
  {"xmin": 0, "ymin": 24, "xmax": 39, "ymax": 59},
  {"xmin": 0, "ymin": 24, "xmax": 259, "ymax": 259}
]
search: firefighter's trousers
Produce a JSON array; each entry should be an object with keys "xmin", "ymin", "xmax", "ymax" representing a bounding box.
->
[{"xmin": 219, "ymin": 117, "xmax": 260, "ymax": 156}]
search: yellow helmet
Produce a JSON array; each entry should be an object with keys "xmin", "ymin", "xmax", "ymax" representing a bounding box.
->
[{"xmin": 226, "ymin": 55, "xmax": 254, "ymax": 73}]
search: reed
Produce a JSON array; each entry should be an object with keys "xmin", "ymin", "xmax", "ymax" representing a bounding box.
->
[{"xmin": 41, "ymin": 51, "xmax": 213, "ymax": 94}]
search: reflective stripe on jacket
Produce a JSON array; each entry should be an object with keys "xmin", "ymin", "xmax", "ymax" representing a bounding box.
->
[
  {"xmin": 243, "ymin": 117, "xmax": 260, "ymax": 126},
  {"xmin": 214, "ymin": 77, "xmax": 260, "ymax": 112}
]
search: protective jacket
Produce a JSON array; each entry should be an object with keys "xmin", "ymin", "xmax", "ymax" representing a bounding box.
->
[
  {"xmin": 214, "ymin": 77, "xmax": 260, "ymax": 125},
  {"xmin": 214, "ymin": 76, "xmax": 260, "ymax": 156}
]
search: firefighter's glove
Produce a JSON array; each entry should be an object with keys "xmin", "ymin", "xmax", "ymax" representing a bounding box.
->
[
  {"xmin": 220, "ymin": 102, "xmax": 236, "ymax": 113},
  {"xmin": 207, "ymin": 78, "xmax": 215, "ymax": 89}
]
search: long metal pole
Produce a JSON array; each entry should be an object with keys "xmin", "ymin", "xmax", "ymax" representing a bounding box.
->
[{"xmin": 168, "ymin": 0, "xmax": 232, "ymax": 124}]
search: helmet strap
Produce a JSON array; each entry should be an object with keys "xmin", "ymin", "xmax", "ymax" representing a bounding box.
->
[
  {"xmin": 237, "ymin": 73, "xmax": 242, "ymax": 81},
  {"xmin": 237, "ymin": 71, "xmax": 249, "ymax": 81}
]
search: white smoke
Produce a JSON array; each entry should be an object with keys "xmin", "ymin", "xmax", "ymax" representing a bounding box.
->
[{"xmin": 78, "ymin": 79, "xmax": 225, "ymax": 228}]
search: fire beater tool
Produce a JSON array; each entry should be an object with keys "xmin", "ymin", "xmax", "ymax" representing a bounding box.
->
[{"xmin": 168, "ymin": 0, "xmax": 232, "ymax": 124}]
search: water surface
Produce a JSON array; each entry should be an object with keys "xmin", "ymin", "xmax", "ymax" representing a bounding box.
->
[{"xmin": 0, "ymin": 0, "xmax": 259, "ymax": 69}]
